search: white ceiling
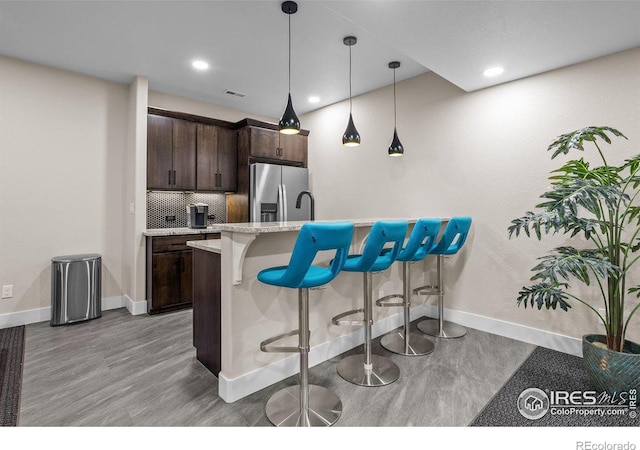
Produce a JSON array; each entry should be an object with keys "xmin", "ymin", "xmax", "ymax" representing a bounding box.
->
[{"xmin": 1, "ymin": 1, "xmax": 639, "ymax": 119}]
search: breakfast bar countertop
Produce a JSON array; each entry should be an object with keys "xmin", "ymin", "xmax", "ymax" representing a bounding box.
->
[
  {"xmin": 187, "ymin": 239, "xmax": 221, "ymax": 253},
  {"xmin": 216, "ymin": 218, "xmax": 445, "ymax": 234}
]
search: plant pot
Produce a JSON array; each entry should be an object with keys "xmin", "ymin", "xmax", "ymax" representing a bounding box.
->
[{"xmin": 582, "ymin": 334, "xmax": 640, "ymax": 394}]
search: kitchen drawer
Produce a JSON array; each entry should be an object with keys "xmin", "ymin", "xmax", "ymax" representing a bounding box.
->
[
  {"xmin": 205, "ymin": 233, "xmax": 221, "ymax": 240},
  {"xmin": 152, "ymin": 234, "xmax": 204, "ymax": 253}
]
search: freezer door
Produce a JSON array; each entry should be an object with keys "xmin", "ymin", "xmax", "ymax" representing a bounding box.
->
[
  {"xmin": 250, "ymin": 163, "xmax": 282, "ymax": 222},
  {"xmin": 282, "ymin": 165, "xmax": 310, "ymax": 221}
]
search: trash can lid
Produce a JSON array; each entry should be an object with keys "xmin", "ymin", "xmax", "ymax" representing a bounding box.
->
[{"xmin": 51, "ymin": 253, "xmax": 102, "ymax": 263}]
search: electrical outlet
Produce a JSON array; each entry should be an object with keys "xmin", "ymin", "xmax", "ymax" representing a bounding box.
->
[
  {"xmin": 2, "ymin": 285, "xmax": 13, "ymax": 299},
  {"xmin": 129, "ymin": 203, "xmax": 135, "ymax": 214}
]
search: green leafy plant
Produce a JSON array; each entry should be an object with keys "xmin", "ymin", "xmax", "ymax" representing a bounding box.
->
[{"xmin": 508, "ymin": 126, "xmax": 640, "ymax": 352}]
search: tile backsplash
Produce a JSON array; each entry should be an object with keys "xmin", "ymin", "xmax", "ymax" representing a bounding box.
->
[{"xmin": 147, "ymin": 192, "xmax": 226, "ymax": 229}]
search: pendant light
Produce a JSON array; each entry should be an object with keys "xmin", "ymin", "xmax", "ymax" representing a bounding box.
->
[
  {"xmin": 278, "ymin": 1, "xmax": 301, "ymax": 135},
  {"xmin": 388, "ymin": 61, "xmax": 404, "ymax": 157},
  {"xmin": 342, "ymin": 36, "xmax": 360, "ymax": 147}
]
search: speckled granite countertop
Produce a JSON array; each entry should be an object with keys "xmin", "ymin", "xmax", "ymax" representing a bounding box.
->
[
  {"xmin": 216, "ymin": 218, "xmax": 447, "ymax": 234},
  {"xmin": 187, "ymin": 239, "xmax": 221, "ymax": 253},
  {"xmin": 143, "ymin": 226, "xmax": 224, "ymax": 237}
]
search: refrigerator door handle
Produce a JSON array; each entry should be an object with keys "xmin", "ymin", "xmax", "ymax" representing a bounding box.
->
[
  {"xmin": 277, "ymin": 184, "xmax": 284, "ymax": 222},
  {"xmin": 282, "ymin": 184, "xmax": 288, "ymax": 222}
]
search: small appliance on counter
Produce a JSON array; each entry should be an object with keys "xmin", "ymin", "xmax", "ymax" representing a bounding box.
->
[{"xmin": 187, "ymin": 203, "xmax": 208, "ymax": 229}]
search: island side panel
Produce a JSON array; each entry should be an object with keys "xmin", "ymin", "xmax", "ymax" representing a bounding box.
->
[{"xmin": 193, "ymin": 248, "xmax": 221, "ymax": 375}]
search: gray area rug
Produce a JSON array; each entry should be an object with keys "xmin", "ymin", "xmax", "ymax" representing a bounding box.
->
[
  {"xmin": 470, "ymin": 346, "xmax": 640, "ymax": 426},
  {"xmin": 0, "ymin": 326, "xmax": 25, "ymax": 427}
]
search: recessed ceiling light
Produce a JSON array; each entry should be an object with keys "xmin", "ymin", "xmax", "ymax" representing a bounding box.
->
[
  {"xmin": 483, "ymin": 66, "xmax": 504, "ymax": 77},
  {"xmin": 192, "ymin": 60, "xmax": 209, "ymax": 71},
  {"xmin": 308, "ymin": 96, "xmax": 320, "ymax": 103}
]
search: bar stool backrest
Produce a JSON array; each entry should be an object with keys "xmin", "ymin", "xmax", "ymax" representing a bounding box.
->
[
  {"xmin": 278, "ymin": 222, "xmax": 354, "ymax": 288},
  {"xmin": 397, "ymin": 218, "xmax": 442, "ymax": 262},
  {"xmin": 430, "ymin": 216, "xmax": 472, "ymax": 255},
  {"xmin": 350, "ymin": 220, "xmax": 408, "ymax": 272}
]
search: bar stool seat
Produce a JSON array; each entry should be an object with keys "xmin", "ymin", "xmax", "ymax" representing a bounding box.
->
[
  {"xmin": 331, "ymin": 220, "xmax": 408, "ymax": 387},
  {"xmin": 377, "ymin": 218, "xmax": 441, "ymax": 356},
  {"xmin": 258, "ymin": 221, "xmax": 354, "ymax": 427},
  {"xmin": 415, "ymin": 216, "xmax": 472, "ymax": 339}
]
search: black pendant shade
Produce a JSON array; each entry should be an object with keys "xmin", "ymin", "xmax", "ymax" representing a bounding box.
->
[
  {"xmin": 342, "ymin": 35, "xmax": 360, "ymax": 147},
  {"xmin": 388, "ymin": 60, "xmax": 404, "ymax": 157},
  {"xmin": 388, "ymin": 128, "xmax": 404, "ymax": 156},
  {"xmin": 342, "ymin": 113, "xmax": 360, "ymax": 147},
  {"xmin": 279, "ymin": 1, "xmax": 300, "ymax": 135},
  {"xmin": 279, "ymin": 93, "xmax": 300, "ymax": 135}
]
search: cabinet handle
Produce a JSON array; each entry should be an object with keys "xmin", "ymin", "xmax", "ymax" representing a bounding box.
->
[
  {"xmin": 173, "ymin": 170, "xmax": 176, "ymax": 185},
  {"xmin": 168, "ymin": 170, "xmax": 172, "ymax": 185},
  {"xmin": 217, "ymin": 173, "xmax": 222, "ymax": 188}
]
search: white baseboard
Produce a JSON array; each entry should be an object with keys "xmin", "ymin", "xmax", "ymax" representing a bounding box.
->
[
  {"xmin": 0, "ymin": 295, "xmax": 147, "ymax": 328},
  {"xmin": 124, "ymin": 295, "xmax": 148, "ymax": 315},
  {"xmin": 417, "ymin": 304, "xmax": 583, "ymax": 357},
  {"xmin": 218, "ymin": 304, "xmax": 583, "ymax": 403}
]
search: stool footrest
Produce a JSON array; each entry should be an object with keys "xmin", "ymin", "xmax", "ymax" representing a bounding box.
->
[
  {"xmin": 375, "ymin": 294, "xmax": 405, "ymax": 308},
  {"xmin": 413, "ymin": 284, "xmax": 440, "ymax": 296},
  {"xmin": 260, "ymin": 329, "xmax": 308, "ymax": 353},
  {"xmin": 332, "ymin": 308, "xmax": 367, "ymax": 326}
]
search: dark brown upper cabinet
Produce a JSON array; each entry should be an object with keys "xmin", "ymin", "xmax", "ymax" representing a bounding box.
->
[
  {"xmin": 245, "ymin": 126, "xmax": 307, "ymax": 165},
  {"xmin": 147, "ymin": 115, "xmax": 196, "ymax": 190},
  {"xmin": 196, "ymin": 124, "xmax": 238, "ymax": 192}
]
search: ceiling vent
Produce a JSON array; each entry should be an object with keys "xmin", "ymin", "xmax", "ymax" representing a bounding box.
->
[{"xmin": 223, "ymin": 89, "xmax": 246, "ymax": 98}]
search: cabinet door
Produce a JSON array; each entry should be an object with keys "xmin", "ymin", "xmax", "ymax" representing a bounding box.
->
[
  {"xmin": 151, "ymin": 252, "xmax": 182, "ymax": 311},
  {"xmin": 218, "ymin": 127, "xmax": 238, "ymax": 191},
  {"xmin": 249, "ymin": 127, "xmax": 279, "ymax": 159},
  {"xmin": 178, "ymin": 250, "xmax": 194, "ymax": 305},
  {"xmin": 147, "ymin": 115, "xmax": 173, "ymax": 189},
  {"xmin": 196, "ymin": 123, "xmax": 219, "ymax": 191},
  {"xmin": 280, "ymin": 133, "xmax": 307, "ymax": 165},
  {"xmin": 172, "ymin": 119, "xmax": 196, "ymax": 190},
  {"xmin": 151, "ymin": 250, "xmax": 194, "ymax": 314}
]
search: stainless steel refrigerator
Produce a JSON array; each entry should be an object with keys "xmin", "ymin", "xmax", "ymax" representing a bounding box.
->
[{"xmin": 250, "ymin": 163, "xmax": 310, "ymax": 222}]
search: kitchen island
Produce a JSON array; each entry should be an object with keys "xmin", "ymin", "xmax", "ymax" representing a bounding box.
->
[{"xmin": 188, "ymin": 219, "xmax": 446, "ymax": 403}]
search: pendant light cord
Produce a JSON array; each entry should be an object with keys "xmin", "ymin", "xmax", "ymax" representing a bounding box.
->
[
  {"xmin": 288, "ymin": 14, "xmax": 291, "ymax": 94},
  {"xmin": 349, "ymin": 44, "xmax": 353, "ymax": 113},
  {"xmin": 393, "ymin": 67, "xmax": 397, "ymax": 128}
]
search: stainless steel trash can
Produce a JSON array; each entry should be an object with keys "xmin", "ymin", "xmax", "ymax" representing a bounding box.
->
[{"xmin": 51, "ymin": 253, "xmax": 102, "ymax": 326}]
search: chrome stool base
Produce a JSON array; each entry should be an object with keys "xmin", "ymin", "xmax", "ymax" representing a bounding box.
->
[
  {"xmin": 336, "ymin": 354, "xmax": 400, "ymax": 387},
  {"xmin": 265, "ymin": 384, "xmax": 342, "ymax": 427},
  {"xmin": 380, "ymin": 330, "xmax": 435, "ymax": 356},
  {"xmin": 417, "ymin": 318, "xmax": 467, "ymax": 339}
]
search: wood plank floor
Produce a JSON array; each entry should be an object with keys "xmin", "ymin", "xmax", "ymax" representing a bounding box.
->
[{"xmin": 18, "ymin": 308, "xmax": 535, "ymax": 426}]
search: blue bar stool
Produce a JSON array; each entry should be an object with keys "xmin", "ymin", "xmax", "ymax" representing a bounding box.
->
[
  {"xmin": 331, "ymin": 220, "xmax": 408, "ymax": 387},
  {"xmin": 377, "ymin": 218, "xmax": 441, "ymax": 356},
  {"xmin": 258, "ymin": 222, "xmax": 354, "ymax": 427},
  {"xmin": 415, "ymin": 216, "xmax": 472, "ymax": 339}
]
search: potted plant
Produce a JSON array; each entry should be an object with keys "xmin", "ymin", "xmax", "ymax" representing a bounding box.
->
[{"xmin": 508, "ymin": 126, "xmax": 640, "ymax": 393}]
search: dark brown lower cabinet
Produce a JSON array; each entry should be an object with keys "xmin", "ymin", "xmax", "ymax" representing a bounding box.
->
[
  {"xmin": 150, "ymin": 251, "xmax": 193, "ymax": 313},
  {"xmin": 192, "ymin": 248, "xmax": 221, "ymax": 375},
  {"xmin": 146, "ymin": 233, "xmax": 219, "ymax": 315}
]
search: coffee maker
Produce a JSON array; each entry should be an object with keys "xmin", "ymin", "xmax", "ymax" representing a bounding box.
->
[{"xmin": 187, "ymin": 203, "xmax": 208, "ymax": 229}]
